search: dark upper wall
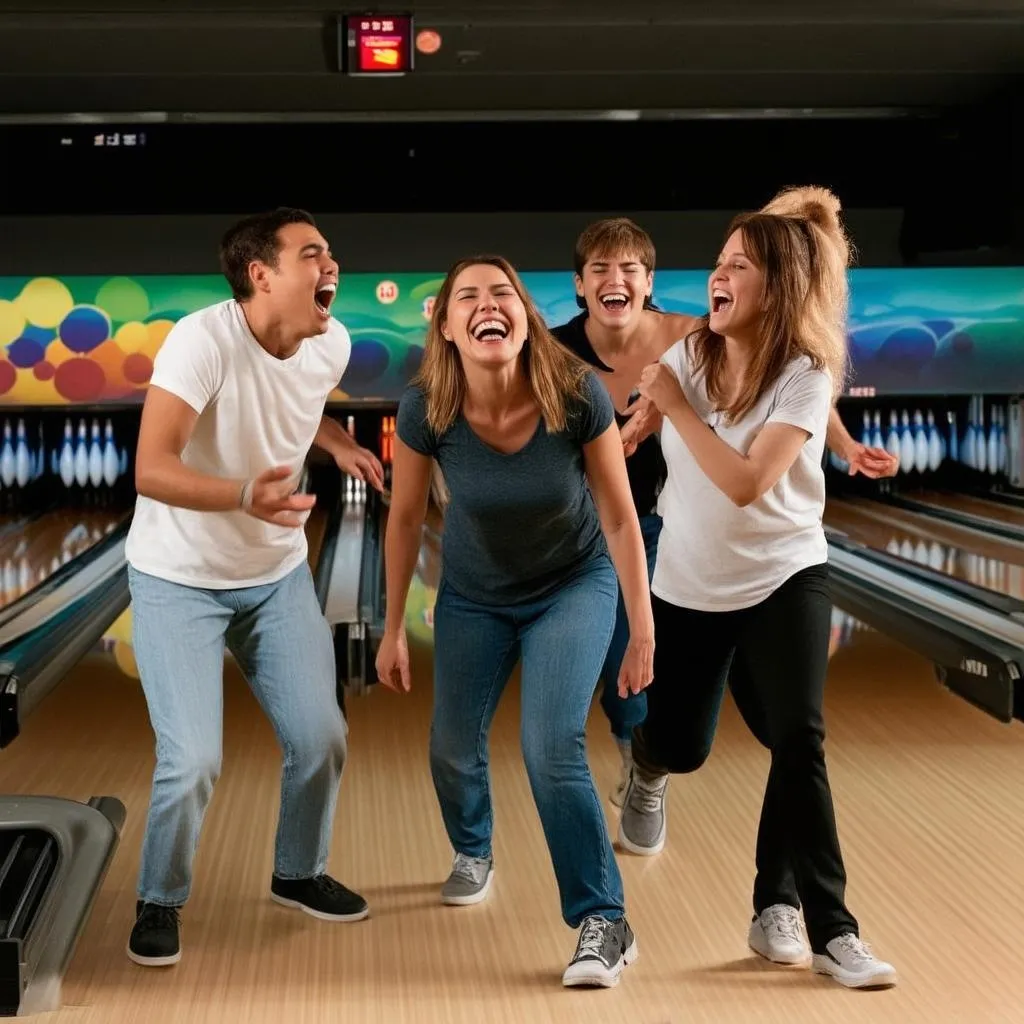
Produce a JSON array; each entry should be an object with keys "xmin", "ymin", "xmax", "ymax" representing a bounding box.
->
[
  {"xmin": 0, "ymin": 209, "xmax": 906, "ymax": 277},
  {"xmin": 2, "ymin": 2, "xmax": 1023, "ymax": 117}
]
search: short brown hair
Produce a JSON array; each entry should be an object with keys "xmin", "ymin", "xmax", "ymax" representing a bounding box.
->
[
  {"xmin": 573, "ymin": 217, "xmax": 658, "ymax": 311},
  {"xmin": 573, "ymin": 217, "xmax": 656, "ymax": 277},
  {"xmin": 219, "ymin": 207, "xmax": 317, "ymax": 301},
  {"xmin": 414, "ymin": 255, "xmax": 589, "ymax": 436}
]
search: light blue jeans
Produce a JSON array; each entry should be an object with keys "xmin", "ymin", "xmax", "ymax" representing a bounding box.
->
[
  {"xmin": 430, "ymin": 554, "xmax": 623, "ymax": 927},
  {"xmin": 128, "ymin": 562, "xmax": 347, "ymax": 907}
]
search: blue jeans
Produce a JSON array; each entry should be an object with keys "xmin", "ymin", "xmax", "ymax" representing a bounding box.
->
[
  {"xmin": 128, "ymin": 562, "xmax": 347, "ymax": 907},
  {"xmin": 598, "ymin": 514, "xmax": 663, "ymax": 741},
  {"xmin": 430, "ymin": 554, "xmax": 623, "ymax": 928}
]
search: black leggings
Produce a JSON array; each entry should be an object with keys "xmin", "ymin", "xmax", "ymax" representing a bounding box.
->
[{"xmin": 632, "ymin": 563, "xmax": 858, "ymax": 951}]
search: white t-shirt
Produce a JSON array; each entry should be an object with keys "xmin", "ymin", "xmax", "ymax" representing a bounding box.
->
[
  {"xmin": 652, "ymin": 342, "xmax": 831, "ymax": 612},
  {"xmin": 125, "ymin": 300, "xmax": 351, "ymax": 589}
]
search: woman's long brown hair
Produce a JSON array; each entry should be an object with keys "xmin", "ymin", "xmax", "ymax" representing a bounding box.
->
[
  {"xmin": 687, "ymin": 185, "xmax": 851, "ymax": 423},
  {"xmin": 414, "ymin": 254, "xmax": 589, "ymax": 435}
]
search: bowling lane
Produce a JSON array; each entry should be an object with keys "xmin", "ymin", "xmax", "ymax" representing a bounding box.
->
[
  {"xmin": 0, "ymin": 507, "xmax": 128, "ymax": 612},
  {"xmin": 305, "ymin": 507, "xmax": 328, "ymax": 569},
  {"xmin": 23, "ymin": 531, "xmax": 1024, "ymax": 1024},
  {"xmin": 825, "ymin": 498, "xmax": 1024, "ymax": 600},
  {"xmin": 909, "ymin": 490, "xmax": 1024, "ymax": 528}
]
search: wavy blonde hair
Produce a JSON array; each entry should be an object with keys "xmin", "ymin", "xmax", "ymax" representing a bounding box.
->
[
  {"xmin": 687, "ymin": 185, "xmax": 852, "ymax": 423},
  {"xmin": 414, "ymin": 255, "xmax": 589, "ymax": 435}
]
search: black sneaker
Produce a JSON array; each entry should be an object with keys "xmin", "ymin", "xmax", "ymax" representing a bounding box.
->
[
  {"xmin": 562, "ymin": 915, "xmax": 638, "ymax": 988},
  {"xmin": 127, "ymin": 901, "xmax": 182, "ymax": 967},
  {"xmin": 270, "ymin": 874, "xmax": 369, "ymax": 922}
]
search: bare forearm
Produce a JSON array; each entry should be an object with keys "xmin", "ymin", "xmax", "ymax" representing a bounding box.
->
[
  {"xmin": 136, "ymin": 455, "xmax": 244, "ymax": 512},
  {"xmin": 314, "ymin": 415, "xmax": 358, "ymax": 460},
  {"xmin": 602, "ymin": 518, "xmax": 654, "ymax": 641},
  {"xmin": 664, "ymin": 399, "xmax": 757, "ymax": 506},
  {"xmin": 383, "ymin": 514, "xmax": 425, "ymax": 634},
  {"xmin": 825, "ymin": 407, "xmax": 854, "ymax": 459}
]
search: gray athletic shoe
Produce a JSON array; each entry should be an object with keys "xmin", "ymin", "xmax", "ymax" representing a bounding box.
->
[
  {"xmin": 617, "ymin": 769, "xmax": 668, "ymax": 855},
  {"xmin": 562, "ymin": 916, "xmax": 639, "ymax": 988},
  {"xmin": 441, "ymin": 852, "xmax": 494, "ymax": 905}
]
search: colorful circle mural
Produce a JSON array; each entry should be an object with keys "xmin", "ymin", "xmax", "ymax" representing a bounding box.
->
[{"xmin": 2, "ymin": 266, "xmax": 1023, "ymax": 406}]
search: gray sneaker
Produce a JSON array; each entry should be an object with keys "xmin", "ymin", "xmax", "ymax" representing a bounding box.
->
[
  {"xmin": 617, "ymin": 769, "xmax": 668, "ymax": 855},
  {"xmin": 441, "ymin": 852, "xmax": 494, "ymax": 906}
]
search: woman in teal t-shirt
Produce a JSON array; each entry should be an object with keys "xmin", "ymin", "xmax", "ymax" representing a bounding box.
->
[{"xmin": 376, "ymin": 254, "xmax": 654, "ymax": 990}]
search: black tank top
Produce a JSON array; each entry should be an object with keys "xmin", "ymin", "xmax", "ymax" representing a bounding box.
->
[{"xmin": 550, "ymin": 313, "xmax": 666, "ymax": 517}]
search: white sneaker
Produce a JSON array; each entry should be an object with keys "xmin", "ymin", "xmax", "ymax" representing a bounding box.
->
[
  {"xmin": 813, "ymin": 933, "xmax": 897, "ymax": 989},
  {"xmin": 748, "ymin": 904, "xmax": 809, "ymax": 965},
  {"xmin": 610, "ymin": 739, "xmax": 632, "ymax": 808}
]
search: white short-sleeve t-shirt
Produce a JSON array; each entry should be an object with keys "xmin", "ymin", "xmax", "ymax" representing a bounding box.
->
[
  {"xmin": 125, "ymin": 299, "xmax": 351, "ymax": 589},
  {"xmin": 652, "ymin": 340, "xmax": 832, "ymax": 612}
]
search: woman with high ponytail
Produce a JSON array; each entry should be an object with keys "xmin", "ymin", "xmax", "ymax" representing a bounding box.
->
[{"xmin": 616, "ymin": 187, "xmax": 898, "ymax": 990}]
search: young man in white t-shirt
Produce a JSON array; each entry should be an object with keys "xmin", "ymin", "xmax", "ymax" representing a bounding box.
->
[{"xmin": 123, "ymin": 207, "xmax": 384, "ymax": 968}]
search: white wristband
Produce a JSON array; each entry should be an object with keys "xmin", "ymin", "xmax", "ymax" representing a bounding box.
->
[{"xmin": 239, "ymin": 478, "xmax": 255, "ymax": 511}]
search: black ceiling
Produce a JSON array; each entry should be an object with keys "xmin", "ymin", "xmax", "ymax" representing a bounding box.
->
[{"xmin": 1, "ymin": 0, "xmax": 1023, "ymax": 119}]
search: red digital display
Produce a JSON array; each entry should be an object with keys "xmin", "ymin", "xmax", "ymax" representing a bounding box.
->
[{"xmin": 344, "ymin": 14, "xmax": 414, "ymax": 75}]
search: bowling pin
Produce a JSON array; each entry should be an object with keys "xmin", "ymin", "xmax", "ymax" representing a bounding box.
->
[
  {"xmin": 59, "ymin": 419, "xmax": 75, "ymax": 488},
  {"xmin": 975, "ymin": 398, "xmax": 987, "ymax": 473},
  {"xmin": 14, "ymin": 419, "xmax": 30, "ymax": 489},
  {"xmin": 871, "ymin": 410, "xmax": 883, "ymax": 450},
  {"xmin": 0, "ymin": 422, "xmax": 15, "ymax": 489},
  {"xmin": 74, "ymin": 419, "xmax": 89, "ymax": 487},
  {"xmin": 986, "ymin": 403, "xmax": 999, "ymax": 476},
  {"xmin": 926, "ymin": 410, "xmax": 942, "ymax": 472},
  {"xmin": 885, "ymin": 411, "xmax": 901, "ymax": 461},
  {"xmin": 899, "ymin": 410, "xmax": 915, "ymax": 473},
  {"xmin": 913, "ymin": 410, "xmax": 929, "ymax": 473},
  {"xmin": 102, "ymin": 419, "xmax": 119, "ymax": 487},
  {"xmin": 88, "ymin": 419, "xmax": 104, "ymax": 488},
  {"xmin": 998, "ymin": 405, "xmax": 1009, "ymax": 474}
]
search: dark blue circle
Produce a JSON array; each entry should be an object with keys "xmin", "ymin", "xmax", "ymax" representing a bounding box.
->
[
  {"xmin": 7, "ymin": 336, "xmax": 45, "ymax": 369},
  {"xmin": 59, "ymin": 306, "xmax": 109, "ymax": 353},
  {"xmin": 345, "ymin": 339, "xmax": 390, "ymax": 387}
]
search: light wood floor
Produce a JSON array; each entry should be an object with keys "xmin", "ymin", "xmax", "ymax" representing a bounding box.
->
[{"xmin": 3, "ymin": 623, "xmax": 1024, "ymax": 1023}]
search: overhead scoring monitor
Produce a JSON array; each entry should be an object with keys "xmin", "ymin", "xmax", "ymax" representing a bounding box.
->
[{"xmin": 340, "ymin": 13, "xmax": 415, "ymax": 76}]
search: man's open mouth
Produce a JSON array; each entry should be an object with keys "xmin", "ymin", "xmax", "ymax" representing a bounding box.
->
[
  {"xmin": 599, "ymin": 291, "xmax": 628, "ymax": 313},
  {"xmin": 315, "ymin": 282, "xmax": 337, "ymax": 316}
]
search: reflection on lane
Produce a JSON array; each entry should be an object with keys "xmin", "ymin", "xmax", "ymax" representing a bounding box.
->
[
  {"xmin": 825, "ymin": 499, "xmax": 1024, "ymax": 600},
  {"xmin": 0, "ymin": 508, "xmax": 128, "ymax": 610},
  {"xmin": 844, "ymin": 498, "xmax": 1024, "ymax": 565},
  {"xmin": 910, "ymin": 490, "xmax": 1024, "ymax": 528},
  {"xmin": 402, "ymin": 499, "xmax": 443, "ymax": 649},
  {"xmin": 830, "ymin": 606, "xmax": 874, "ymax": 658}
]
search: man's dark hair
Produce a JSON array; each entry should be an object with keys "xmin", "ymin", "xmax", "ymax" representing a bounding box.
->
[{"xmin": 219, "ymin": 207, "xmax": 317, "ymax": 301}]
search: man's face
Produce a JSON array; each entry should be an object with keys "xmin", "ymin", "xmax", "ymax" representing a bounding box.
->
[
  {"xmin": 575, "ymin": 250, "xmax": 653, "ymax": 331},
  {"xmin": 250, "ymin": 222, "xmax": 340, "ymax": 336}
]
